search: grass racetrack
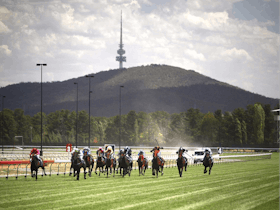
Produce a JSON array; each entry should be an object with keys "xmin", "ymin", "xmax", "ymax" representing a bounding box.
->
[{"xmin": 0, "ymin": 153, "xmax": 279, "ymax": 210}]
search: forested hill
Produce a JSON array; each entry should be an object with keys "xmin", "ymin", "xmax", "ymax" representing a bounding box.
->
[{"xmin": 0, "ymin": 64, "xmax": 278, "ymax": 117}]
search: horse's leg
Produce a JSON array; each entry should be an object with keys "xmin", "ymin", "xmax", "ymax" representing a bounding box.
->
[
  {"xmin": 84, "ymin": 166, "xmax": 87, "ymax": 179},
  {"xmin": 156, "ymin": 168, "xmax": 158, "ymax": 178},
  {"xmin": 36, "ymin": 169, "xmax": 38, "ymax": 180},
  {"xmin": 161, "ymin": 165, "xmax": 164, "ymax": 176},
  {"xmin": 204, "ymin": 166, "xmax": 207, "ymax": 174},
  {"xmin": 42, "ymin": 166, "xmax": 46, "ymax": 176},
  {"xmin": 209, "ymin": 162, "xmax": 213, "ymax": 175}
]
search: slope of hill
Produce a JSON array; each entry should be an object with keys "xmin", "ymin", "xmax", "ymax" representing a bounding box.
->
[{"xmin": 0, "ymin": 64, "xmax": 278, "ymax": 117}]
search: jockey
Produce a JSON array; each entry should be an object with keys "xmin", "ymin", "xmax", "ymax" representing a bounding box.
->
[
  {"xmin": 83, "ymin": 146, "xmax": 91, "ymax": 156},
  {"xmin": 105, "ymin": 146, "xmax": 113, "ymax": 156},
  {"xmin": 73, "ymin": 147, "xmax": 83, "ymax": 160},
  {"xmin": 138, "ymin": 149, "xmax": 146, "ymax": 161},
  {"xmin": 29, "ymin": 148, "xmax": 43, "ymax": 165},
  {"xmin": 151, "ymin": 146, "xmax": 164, "ymax": 165},
  {"xmin": 203, "ymin": 149, "xmax": 213, "ymax": 161},
  {"xmin": 176, "ymin": 147, "xmax": 187, "ymax": 156},
  {"xmin": 105, "ymin": 146, "xmax": 114, "ymax": 168},
  {"xmin": 176, "ymin": 147, "xmax": 188, "ymax": 158},
  {"xmin": 96, "ymin": 147, "xmax": 104, "ymax": 155},
  {"xmin": 138, "ymin": 149, "xmax": 146, "ymax": 157},
  {"xmin": 124, "ymin": 146, "xmax": 132, "ymax": 157}
]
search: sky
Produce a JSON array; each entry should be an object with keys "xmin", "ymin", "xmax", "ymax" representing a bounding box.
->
[{"xmin": 0, "ymin": 0, "xmax": 279, "ymax": 99}]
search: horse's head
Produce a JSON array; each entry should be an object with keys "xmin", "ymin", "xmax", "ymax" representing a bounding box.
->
[{"xmin": 84, "ymin": 150, "xmax": 88, "ymax": 156}]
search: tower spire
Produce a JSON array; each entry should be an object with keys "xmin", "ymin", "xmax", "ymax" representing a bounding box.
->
[{"xmin": 116, "ymin": 10, "xmax": 126, "ymax": 69}]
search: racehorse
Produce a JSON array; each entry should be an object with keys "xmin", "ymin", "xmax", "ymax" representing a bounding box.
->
[
  {"xmin": 137, "ymin": 153, "xmax": 148, "ymax": 176},
  {"xmin": 30, "ymin": 154, "xmax": 46, "ymax": 180},
  {"xmin": 119, "ymin": 150, "xmax": 132, "ymax": 177},
  {"xmin": 69, "ymin": 152, "xmax": 75, "ymax": 176},
  {"xmin": 203, "ymin": 152, "xmax": 213, "ymax": 175},
  {"xmin": 95, "ymin": 150, "xmax": 105, "ymax": 176},
  {"xmin": 104, "ymin": 152, "xmax": 116, "ymax": 177},
  {"xmin": 72, "ymin": 152, "xmax": 87, "ymax": 180},
  {"xmin": 83, "ymin": 151, "xmax": 94, "ymax": 177},
  {"xmin": 116, "ymin": 149, "xmax": 124, "ymax": 175},
  {"xmin": 151, "ymin": 147, "xmax": 165, "ymax": 178},
  {"xmin": 177, "ymin": 149, "xmax": 188, "ymax": 177}
]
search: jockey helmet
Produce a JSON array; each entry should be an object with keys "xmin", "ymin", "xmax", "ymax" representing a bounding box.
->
[
  {"xmin": 99, "ymin": 147, "xmax": 102, "ymax": 150},
  {"xmin": 107, "ymin": 146, "xmax": 112, "ymax": 152}
]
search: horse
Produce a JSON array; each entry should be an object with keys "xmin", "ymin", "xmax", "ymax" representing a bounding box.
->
[
  {"xmin": 177, "ymin": 150, "xmax": 188, "ymax": 177},
  {"xmin": 72, "ymin": 152, "xmax": 87, "ymax": 180},
  {"xmin": 119, "ymin": 150, "xmax": 132, "ymax": 177},
  {"xmin": 104, "ymin": 152, "xmax": 116, "ymax": 177},
  {"xmin": 116, "ymin": 149, "xmax": 124, "ymax": 175},
  {"xmin": 203, "ymin": 153, "xmax": 213, "ymax": 175},
  {"xmin": 83, "ymin": 151, "xmax": 94, "ymax": 177},
  {"xmin": 95, "ymin": 150, "xmax": 105, "ymax": 176},
  {"xmin": 137, "ymin": 154, "xmax": 148, "ymax": 176},
  {"xmin": 30, "ymin": 154, "xmax": 46, "ymax": 180},
  {"xmin": 151, "ymin": 147, "xmax": 165, "ymax": 178},
  {"xmin": 69, "ymin": 153, "xmax": 75, "ymax": 176}
]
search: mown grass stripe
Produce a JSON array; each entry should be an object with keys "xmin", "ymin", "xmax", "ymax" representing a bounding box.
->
[
  {"xmin": 108, "ymin": 179, "xmax": 278, "ymax": 210},
  {"xmin": 0, "ymin": 153, "xmax": 278, "ymax": 210},
  {"xmin": 2, "ymin": 168, "xmax": 278, "ymax": 207}
]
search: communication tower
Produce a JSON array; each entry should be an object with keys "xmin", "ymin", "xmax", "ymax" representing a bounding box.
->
[{"xmin": 116, "ymin": 11, "xmax": 126, "ymax": 69}]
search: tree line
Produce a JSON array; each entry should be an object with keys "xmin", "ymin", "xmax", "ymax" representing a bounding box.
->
[{"xmin": 0, "ymin": 103, "xmax": 278, "ymax": 147}]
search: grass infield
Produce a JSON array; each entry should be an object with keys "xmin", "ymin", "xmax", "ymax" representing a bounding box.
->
[{"xmin": 0, "ymin": 153, "xmax": 279, "ymax": 210}]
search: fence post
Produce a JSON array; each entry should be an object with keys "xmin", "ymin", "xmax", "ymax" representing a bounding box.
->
[
  {"xmin": 49, "ymin": 163, "xmax": 53, "ymax": 176},
  {"xmin": 16, "ymin": 164, "xmax": 21, "ymax": 179},
  {"xmin": 64, "ymin": 163, "xmax": 67, "ymax": 175},
  {"xmin": 25, "ymin": 163, "xmax": 30, "ymax": 178},
  {"xmin": 57, "ymin": 163, "xmax": 61, "ymax": 175},
  {"xmin": 6, "ymin": 164, "xmax": 11, "ymax": 179}
]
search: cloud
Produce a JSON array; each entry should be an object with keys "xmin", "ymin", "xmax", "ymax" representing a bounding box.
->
[
  {"xmin": 221, "ymin": 48, "xmax": 253, "ymax": 61},
  {"xmin": 0, "ymin": 45, "xmax": 12, "ymax": 56},
  {"xmin": 0, "ymin": 0, "xmax": 279, "ymax": 99},
  {"xmin": 184, "ymin": 49, "xmax": 206, "ymax": 61}
]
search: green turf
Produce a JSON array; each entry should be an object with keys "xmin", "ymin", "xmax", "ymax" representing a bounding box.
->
[{"xmin": 0, "ymin": 153, "xmax": 279, "ymax": 210}]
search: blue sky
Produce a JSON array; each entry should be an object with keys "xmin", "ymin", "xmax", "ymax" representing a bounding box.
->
[{"xmin": 0, "ymin": 0, "xmax": 279, "ymax": 99}]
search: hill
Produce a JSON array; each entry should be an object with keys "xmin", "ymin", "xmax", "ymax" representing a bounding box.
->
[{"xmin": 0, "ymin": 64, "xmax": 278, "ymax": 117}]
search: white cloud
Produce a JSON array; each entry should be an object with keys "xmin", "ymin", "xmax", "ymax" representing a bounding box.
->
[
  {"xmin": 0, "ymin": 0, "xmax": 278, "ymax": 99},
  {"xmin": 184, "ymin": 49, "xmax": 206, "ymax": 61},
  {"xmin": 221, "ymin": 48, "xmax": 253, "ymax": 61},
  {"xmin": 0, "ymin": 45, "xmax": 12, "ymax": 56}
]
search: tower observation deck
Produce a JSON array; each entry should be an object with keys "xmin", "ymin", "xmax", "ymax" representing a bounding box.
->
[{"xmin": 116, "ymin": 11, "xmax": 126, "ymax": 69}]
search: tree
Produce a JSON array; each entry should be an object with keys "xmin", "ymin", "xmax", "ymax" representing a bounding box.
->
[
  {"xmin": 185, "ymin": 108, "xmax": 203, "ymax": 143},
  {"xmin": 105, "ymin": 116, "xmax": 120, "ymax": 145},
  {"xmin": 214, "ymin": 109, "xmax": 223, "ymax": 146},
  {"xmin": 2, "ymin": 109, "xmax": 16, "ymax": 144},
  {"xmin": 124, "ymin": 110, "xmax": 137, "ymax": 145},
  {"xmin": 221, "ymin": 112, "xmax": 235, "ymax": 146},
  {"xmin": 241, "ymin": 120, "xmax": 247, "ymax": 145},
  {"xmin": 253, "ymin": 104, "xmax": 265, "ymax": 145},
  {"xmin": 200, "ymin": 112, "xmax": 218, "ymax": 146},
  {"xmin": 234, "ymin": 117, "xmax": 242, "ymax": 146},
  {"xmin": 263, "ymin": 104, "xmax": 275, "ymax": 146},
  {"xmin": 151, "ymin": 111, "xmax": 170, "ymax": 144}
]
